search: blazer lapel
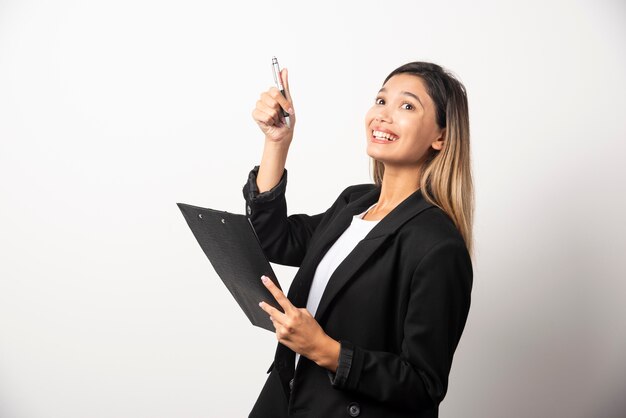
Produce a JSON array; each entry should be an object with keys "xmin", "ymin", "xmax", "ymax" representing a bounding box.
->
[
  {"xmin": 287, "ymin": 187, "xmax": 381, "ymax": 308},
  {"xmin": 287, "ymin": 186, "xmax": 435, "ymax": 322}
]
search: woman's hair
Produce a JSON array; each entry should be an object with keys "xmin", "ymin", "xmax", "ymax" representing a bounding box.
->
[{"xmin": 371, "ymin": 62, "xmax": 474, "ymax": 255}]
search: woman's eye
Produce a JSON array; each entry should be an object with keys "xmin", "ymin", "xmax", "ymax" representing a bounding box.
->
[
  {"xmin": 402, "ymin": 103, "xmax": 414, "ymax": 110},
  {"xmin": 375, "ymin": 98, "xmax": 385, "ymax": 105}
]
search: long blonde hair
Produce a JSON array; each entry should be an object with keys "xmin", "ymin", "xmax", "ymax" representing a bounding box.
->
[{"xmin": 371, "ymin": 62, "xmax": 474, "ymax": 255}]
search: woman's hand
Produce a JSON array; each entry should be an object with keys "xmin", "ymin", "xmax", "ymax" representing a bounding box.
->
[
  {"xmin": 251, "ymin": 68, "xmax": 296, "ymax": 144},
  {"xmin": 258, "ymin": 275, "xmax": 340, "ymax": 372}
]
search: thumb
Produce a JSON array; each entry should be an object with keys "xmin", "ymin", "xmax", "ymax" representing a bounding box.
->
[{"xmin": 281, "ymin": 68, "xmax": 293, "ymax": 107}]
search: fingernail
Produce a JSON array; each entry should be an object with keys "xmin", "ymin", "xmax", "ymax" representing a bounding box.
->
[
  {"xmin": 288, "ymin": 108, "xmax": 294, "ymax": 114},
  {"xmin": 261, "ymin": 275, "xmax": 269, "ymax": 283},
  {"xmin": 258, "ymin": 301, "xmax": 263, "ymax": 307}
]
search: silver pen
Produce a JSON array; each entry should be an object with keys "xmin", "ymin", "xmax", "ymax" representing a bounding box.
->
[{"xmin": 271, "ymin": 56, "xmax": 291, "ymax": 128}]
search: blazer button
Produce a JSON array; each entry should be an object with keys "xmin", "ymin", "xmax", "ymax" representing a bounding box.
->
[
  {"xmin": 347, "ymin": 402, "xmax": 360, "ymax": 417},
  {"xmin": 289, "ymin": 378, "xmax": 294, "ymax": 391},
  {"xmin": 247, "ymin": 205, "xmax": 251, "ymax": 215}
]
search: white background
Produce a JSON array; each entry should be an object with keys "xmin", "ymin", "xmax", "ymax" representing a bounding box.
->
[{"xmin": 1, "ymin": 0, "xmax": 625, "ymax": 417}]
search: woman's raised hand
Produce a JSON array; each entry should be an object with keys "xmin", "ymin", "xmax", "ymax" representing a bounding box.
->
[{"xmin": 252, "ymin": 68, "xmax": 295, "ymax": 144}]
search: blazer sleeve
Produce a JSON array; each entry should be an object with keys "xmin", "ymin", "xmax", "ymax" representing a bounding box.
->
[
  {"xmin": 328, "ymin": 239, "xmax": 473, "ymax": 411},
  {"xmin": 242, "ymin": 165, "xmax": 325, "ymax": 267}
]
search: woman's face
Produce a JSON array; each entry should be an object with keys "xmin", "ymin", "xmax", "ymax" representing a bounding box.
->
[{"xmin": 365, "ymin": 73, "xmax": 445, "ymax": 168}]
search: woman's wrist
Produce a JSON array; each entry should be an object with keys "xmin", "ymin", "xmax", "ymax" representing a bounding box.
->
[
  {"xmin": 312, "ymin": 336, "xmax": 340, "ymax": 372},
  {"xmin": 264, "ymin": 136, "xmax": 292, "ymax": 149}
]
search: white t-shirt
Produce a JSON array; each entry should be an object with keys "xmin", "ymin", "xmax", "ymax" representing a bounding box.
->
[{"xmin": 295, "ymin": 203, "xmax": 379, "ymax": 367}]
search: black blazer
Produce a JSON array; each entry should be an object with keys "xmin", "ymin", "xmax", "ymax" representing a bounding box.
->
[{"xmin": 242, "ymin": 166, "xmax": 473, "ymax": 418}]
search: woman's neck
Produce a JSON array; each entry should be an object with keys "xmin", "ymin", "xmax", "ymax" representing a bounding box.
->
[{"xmin": 366, "ymin": 165, "xmax": 421, "ymax": 220}]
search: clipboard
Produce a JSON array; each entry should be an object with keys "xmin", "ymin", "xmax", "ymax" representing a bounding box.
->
[{"xmin": 177, "ymin": 202, "xmax": 282, "ymax": 332}]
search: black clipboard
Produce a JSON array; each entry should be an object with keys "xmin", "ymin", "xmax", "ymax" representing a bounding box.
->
[{"xmin": 177, "ymin": 202, "xmax": 282, "ymax": 332}]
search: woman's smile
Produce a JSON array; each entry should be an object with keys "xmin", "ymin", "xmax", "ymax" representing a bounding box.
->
[{"xmin": 371, "ymin": 128, "xmax": 399, "ymax": 143}]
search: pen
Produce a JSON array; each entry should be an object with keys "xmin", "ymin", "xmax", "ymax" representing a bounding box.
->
[{"xmin": 271, "ymin": 56, "xmax": 291, "ymax": 128}]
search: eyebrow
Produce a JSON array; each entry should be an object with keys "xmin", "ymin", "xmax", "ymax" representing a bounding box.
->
[{"xmin": 378, "ymin": 88, "xmax": 424, "ymax": 110}]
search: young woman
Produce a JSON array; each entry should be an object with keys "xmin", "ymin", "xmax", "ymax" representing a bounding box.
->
[{"xmin": 243, "ymin": 62, "xmax": 473, "ymax": 418}]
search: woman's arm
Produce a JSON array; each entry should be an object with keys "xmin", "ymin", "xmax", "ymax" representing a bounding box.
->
[
  {"xmin": 243, "ymin": 166, "xmax": 365, "ymax": 267},
  {"xmin": 328, "ymin": 240, "xmax": 473, "ymax": 411},
  {"xmin": 246, "ymin": 67, "xmax": 324, "ymax": 266},
  {"xmin": 257, "ymin": 140, "xmax": 291, "ymax": 193},
  {"xmin": 243, "ymin": 166, "xmax": 326, "ymax": 267},
  {"xmin": 252, "ymin": 67, "xmax": 295, "ymax": 193}
]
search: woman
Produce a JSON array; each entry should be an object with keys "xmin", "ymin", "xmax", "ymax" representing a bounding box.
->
[{"xmin": 243, "ymin": 62, "xmax": 473, "ymax": 418}]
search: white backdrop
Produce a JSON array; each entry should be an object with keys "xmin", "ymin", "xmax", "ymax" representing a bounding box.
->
[{"xmin": 1, "ymin": 0, "xmax": 625, "ymax": 417}]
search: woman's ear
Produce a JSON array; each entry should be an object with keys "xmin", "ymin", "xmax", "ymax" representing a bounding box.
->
[{"xmin": 431, "ymin": 128, "xmax": 446, "ymax": 151}]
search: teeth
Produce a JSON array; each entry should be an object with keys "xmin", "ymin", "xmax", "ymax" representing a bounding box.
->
[{"xmin": 372, "ymin": 130, "xmax": 398, "ymax": 141}]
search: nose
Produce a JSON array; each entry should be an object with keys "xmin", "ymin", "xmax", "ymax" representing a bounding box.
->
[{"xmin": 374, "ymin": 107, "xmax": 391, "ymax": 123}]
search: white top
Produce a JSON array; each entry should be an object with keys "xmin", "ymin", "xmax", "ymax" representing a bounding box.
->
[{"xmin": 295, "ymin": 203, "xmax": 379, "ymax": 367}]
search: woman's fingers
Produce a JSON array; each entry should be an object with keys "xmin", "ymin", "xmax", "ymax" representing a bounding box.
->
[
  {"xmin": 251, "ymin": 68, "xmax": 295, "ymax": 141},
  {"xmin": 258, "ymin": 276, "xmax": 328, "ymax": 358},
  {"xmin": 259, "ymin": 90, "xmax": 291, "ymax": 127},
  {"xmin": 253, "ymin": 89, "xmax": 291, "ymax": 130},
  {"xmin": 252, "ymin": 107, "xmax": 277, "ymax": 128},
  {"xmin": 259, "ymin": 301, "xmax": 286, "ymax": 323},
  {"xmin": 260, "ymin": 275, "xmax": 295, "ymax": 314},
  {"xmin": 265, "ymin": 87, "xmax": 292, "ymax": 117},
  {"xmin": 254, "ymin": 100, "xmax": 282, "ymax": 127}
]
